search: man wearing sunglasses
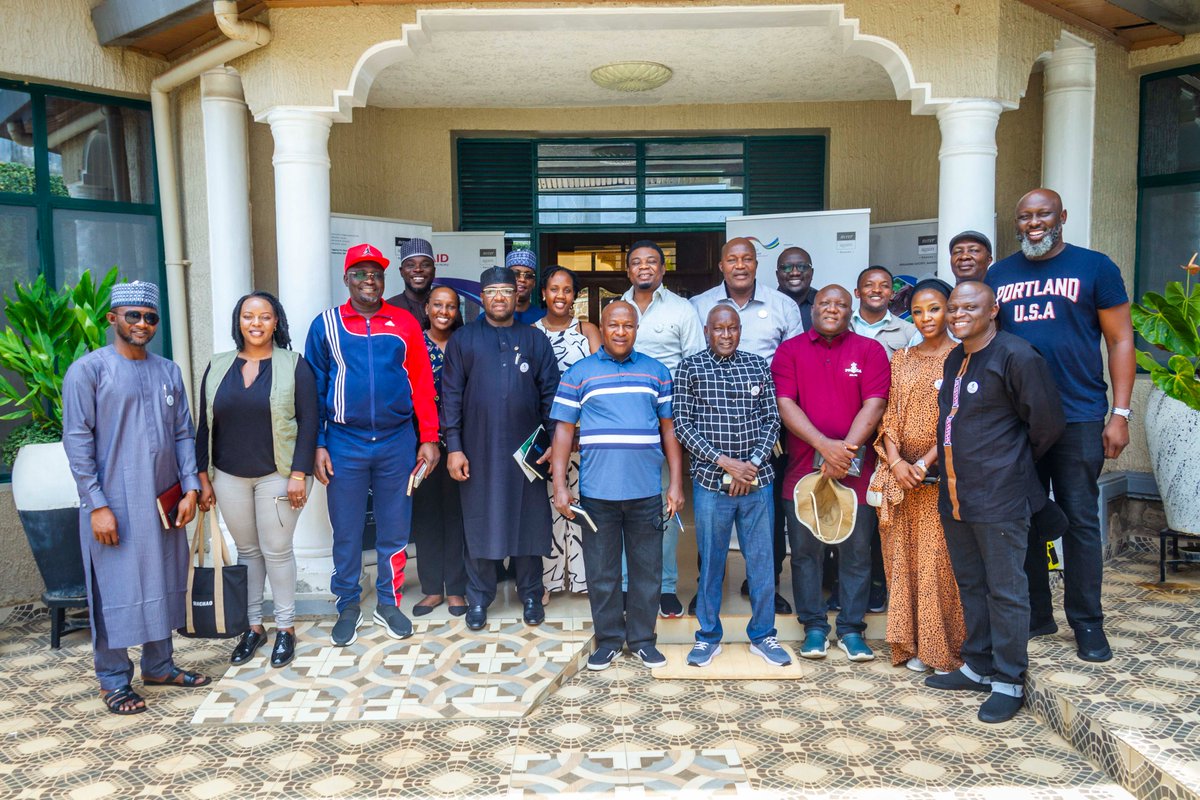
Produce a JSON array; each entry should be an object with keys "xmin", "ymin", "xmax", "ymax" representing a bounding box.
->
[
  {"xmin": 776, "ymin": 247, "xmax": 817, "ymax": 331},
  {"xmin": 443, "ymin": 266, "xmax": 559, "ymax": 632},
  {"xmin": 63, "ymin": 281, "xmax": 208, "ymax": 715},
  {"xmin": 305, "ymin": 243, "xmax": 441, "ymax": 647}
]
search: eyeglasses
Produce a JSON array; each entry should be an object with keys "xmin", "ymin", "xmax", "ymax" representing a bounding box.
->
[
  {"xmin": 482, "ymin": 287, "xmax": 516, "ymax": 298},
  {"xmin": 347, "ymin": 269, "xmax": 384, "ymax": 282},
  {"xmin": 122, "ymin": 310, "xmax": 160, "ymax": 325},
  {"xmin": 778, "ymin": 263, "xmax": 813, "ymax": 274},
  {"xmin": 511, "ymin": 270, "xmax": 535, "ymax": 280}
]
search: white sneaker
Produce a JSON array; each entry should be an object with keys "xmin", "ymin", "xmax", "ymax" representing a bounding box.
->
[{"xmin": 906, "ymin": 657, "xmax": 929, "ymax": 673}]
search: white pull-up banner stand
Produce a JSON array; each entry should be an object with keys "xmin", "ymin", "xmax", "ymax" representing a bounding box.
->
[
  {"xmin": 725, "ymin": 209, "xmax": 871, "ymax": 296},
  {"xmin": 430, "ymin": 231, "xmax": 505, "ymax": 322}
]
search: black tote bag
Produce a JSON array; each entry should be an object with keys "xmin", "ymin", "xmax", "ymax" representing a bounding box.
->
[{"xmin": 177, "ymin": 508, "xmax": 249, "ymax": 639}]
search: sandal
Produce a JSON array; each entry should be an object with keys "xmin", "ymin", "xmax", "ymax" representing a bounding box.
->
[
  {"xmin": 102, "ymin": 685, "xmax": 147, "ymax": 715},
  {"xmin": 142, "ymin": 666, "xmax": 212, "ymax": 689}
]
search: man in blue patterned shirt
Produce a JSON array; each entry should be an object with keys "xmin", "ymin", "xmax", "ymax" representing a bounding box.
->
[
  {"xmin": 674, "ymin": 306, "xmax": 791, "ymax": 668},
  {"xmin": 549, "ymin": 301, "xmax": 684, "ymax": 672}
]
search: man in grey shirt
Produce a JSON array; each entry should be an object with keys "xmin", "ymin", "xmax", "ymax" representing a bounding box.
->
[{"xmin": 620, "ymin": 240, "xmax": 704, "ymax": 619}]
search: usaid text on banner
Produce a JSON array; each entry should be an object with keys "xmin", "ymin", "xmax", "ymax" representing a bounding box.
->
[{"xmin": 726, "ymin": 209, "xmax": 871, "ymax": 301}]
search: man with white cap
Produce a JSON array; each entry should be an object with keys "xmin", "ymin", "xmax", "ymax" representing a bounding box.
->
[
  {"xmin": 306, "ymin": 243, "xmax": 441, "ymax": 647},
  {"xmin": 63, "ymin": 281, "xmax": 208, "ymax": 714},
  {"xmin": 386, "ymin": 237, "xmax": 438, "ymax": 329}
]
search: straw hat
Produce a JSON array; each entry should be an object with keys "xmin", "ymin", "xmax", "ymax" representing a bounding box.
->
[{"xmin": 792, "ymin": 471, "xmax": 858, "ymax": 545}]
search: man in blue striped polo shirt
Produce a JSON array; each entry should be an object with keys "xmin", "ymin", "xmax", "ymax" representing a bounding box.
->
[{"xmin": 550, "ymin": 301, "xmax": 685, "ymax": 671}]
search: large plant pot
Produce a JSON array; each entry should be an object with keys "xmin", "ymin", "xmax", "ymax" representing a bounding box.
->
[
  {"xmin": 11, "ymin": 441, "xmax": 86, "ymax": 602},
  {"xmin": 1144, "ymin": 386, "xmax": 1200, "ymax": 535}
]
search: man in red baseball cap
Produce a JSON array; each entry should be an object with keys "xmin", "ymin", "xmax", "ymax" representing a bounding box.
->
[
  {"xmin": 305, "ymin": 241, "xmax": 439, "ymax": 647},
  {"xmin": 344, "ymin": 243, "xmax": 390, "ymax": 273}
]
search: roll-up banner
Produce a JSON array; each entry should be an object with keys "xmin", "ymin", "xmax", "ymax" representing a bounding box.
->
[
  {"xmin": 430, "ymin": 231, "xmax": 505, "ymax": 322},
  {"xmin": 725, "ymin": 209, "xmax": 871, "ymax": 306}
]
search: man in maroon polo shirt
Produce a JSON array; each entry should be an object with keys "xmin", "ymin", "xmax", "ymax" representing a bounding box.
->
[{"xmin": 772, "ymin": 285, "xmax": 890, "ymax": 663}]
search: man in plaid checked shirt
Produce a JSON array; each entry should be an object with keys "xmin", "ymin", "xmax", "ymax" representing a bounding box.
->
[{"xmin": 673, "ymin": 306, "xmax": 791, "ymax": 668}]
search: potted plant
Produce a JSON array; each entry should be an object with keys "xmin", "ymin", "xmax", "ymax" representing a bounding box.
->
[
  {"xmin": 0, "ymin": 267, "xmax": 118, "ymax": 618},
  {"xmin": 1131, "ymin": 253, "xmax": 1200, "ymax": 535}
]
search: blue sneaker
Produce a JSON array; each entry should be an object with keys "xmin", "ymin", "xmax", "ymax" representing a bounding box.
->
[
  {"xmin": 635, "ymin": 645, "xmax": 668, "ymax": 669},
  {"xmin": 587, "ymin": 646, "xmax": 621, "ymax": 671},
  {"xmin": 837, "ymin": 633, "xmax": 875, "ymax": 662},
  {"xmin": 686, "ymin": 641, "xmax": 721, "ymax": 667},
  {"xmin": 750, "ymin": 636, "xmax": 793, "ymax": 667},
  {"xmin": 799, "ymin": 630, "xmax": 828, "ymax": 659}
]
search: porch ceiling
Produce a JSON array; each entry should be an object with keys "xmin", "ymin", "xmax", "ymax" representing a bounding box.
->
[
  {"xmin": 1018, "ymin": 0, "xmax": 1192, "ymax": 49},
  {"xmin": 365, "ymin": 23, "xmax": 896, "ymax": 108}
]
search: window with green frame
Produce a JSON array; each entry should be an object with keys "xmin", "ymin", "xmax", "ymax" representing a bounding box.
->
[
  {"xmin": 456, "ymin": 135, "xmax": 825, "ymax": 233},
  {"xmin": 1135, "ymin": 65, "xmax": 1200, "ymax": 324},
  {"xmin": 0, "ymin": 78, "xmax": 166, "ymax": 474}
]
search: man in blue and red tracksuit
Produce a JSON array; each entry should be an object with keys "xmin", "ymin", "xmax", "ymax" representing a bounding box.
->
[{"xmin": 306, "ymin": 243, "xmax": 441, "ymax": 647}]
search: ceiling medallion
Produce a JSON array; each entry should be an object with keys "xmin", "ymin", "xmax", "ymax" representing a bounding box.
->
[{"xmin": 590, "ymin": 61, "xmax": 673, "ymax": 92}]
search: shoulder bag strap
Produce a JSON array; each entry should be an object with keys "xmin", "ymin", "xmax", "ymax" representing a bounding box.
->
[{"xmin": 209, "ymin": 506, "xmax": 230, "ymax": 635}]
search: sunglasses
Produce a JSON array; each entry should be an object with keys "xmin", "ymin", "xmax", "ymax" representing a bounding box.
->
[
  {"xmin": 511, "ymin": 270, "xmax": 536, "ymax": 280},
  {"xmin": 482, "ymin": 287, "xmax": 516, "ymax": 298},
  {"xmin": 778, "ymin": 263, "xmax": 813, "ymax": 274},
  {"xmin": 347, "ymin": 269, "xmax": 384, "ymax": 282},
  {"xmin": 122, "ymin": 310, "xmax": 160, "ymax": 325}
]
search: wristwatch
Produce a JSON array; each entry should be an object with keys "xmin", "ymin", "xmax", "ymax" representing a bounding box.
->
[
  {"xmin": 1111, "ymin": 407, "xmax": 1133, "ymax": 422},
  {"xmin": 914, "ymin": 458, "xmax": 928, "ymax": 473}
]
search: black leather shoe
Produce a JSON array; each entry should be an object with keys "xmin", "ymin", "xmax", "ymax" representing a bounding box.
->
[
  {"xmin": 230, "ymin": 629, "xmax": 267, "ymax": 665},
  {"xmin": 270, "ymin": 630, "xmax": 295, "ymax": 669},
  {"xmin": 925, "ymin": 668, "xmax": 991, "ymax": 693},
  {"xmin": 465, "ymin": 604, "xmax": 488, "ymax": 631},
  {"xmin": 1075, "ymin": 626, "xmax": 1113, "ymax": 662},
  {"xmin": 1029, "ymin": 618, "xmax": 1059, "ymax": 639},
  {"xmin": 523, "ymin": 597, "xmax": 545, "ymax": 626},
  {"xmin": 978, "ymin": 692, "xmax": 1024, "ymax": 723},
  {"xmin": 774, "ymin": 592, "xmax": 793, "ymax": 615}
]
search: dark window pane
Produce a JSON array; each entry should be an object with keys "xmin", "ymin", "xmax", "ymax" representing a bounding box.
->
[
  {"xmin": 537, "ymin": 142, "xmax": 634, "ymax": 159},
  {"xmin": 0, "ymin": 89, "xmax": 40, "ymax": 195},
  {"xmin": 645, "ymin": 192, "xmax": 744, "ymax": 209},
  {"xmin": 44, "ymin": 96, "xmax": 155, "ymax": 204},
  {"xmin": 645, "ymin": 210, "xmax": 734, "ymax": 224},
  {"xmin": 52, "ymin": 209, "xmax": 164, "ymax": 353},
  {"xmin": 644, "ymin": 158, "xmax": 743, "ymax": 177},
  {"xmin": 645, "ymin": 142, "xmax": 743, "ymax": 157},
  {"xmin": 1139, "ymin": 69, "xmax": 1200, "ymax": 178},
  {"xmin": 1134, "ymin": 181, "xmax": 1200, "ymax": 363},
  {"xmin": 538, "ymin": 211, "xmax": 637, "ymax": 225},
  {"xmin": 0, "ymin": 205, "xmax": 40, "ymax": 472}
]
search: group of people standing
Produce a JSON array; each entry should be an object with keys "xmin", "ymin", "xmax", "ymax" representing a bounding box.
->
[{"xmin": 62, "ymin": 186, "xmax": 1133, "ymax": 726}]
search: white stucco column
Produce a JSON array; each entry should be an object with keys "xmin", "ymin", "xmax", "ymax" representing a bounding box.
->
[
  {"xmin": 268, "ymin": 108, "xmax": 334, "ymax": 584},
  {"xmin": 1042, "ymin": 32, "xmax": 1096, "ymax": 248},
  {"xmin": 936, "ymin": 99, "xmax": 1003, "ymax": 277},
  {"xmin": 201, "ymin": 67, "xmax": 253, "ymax": 352}
]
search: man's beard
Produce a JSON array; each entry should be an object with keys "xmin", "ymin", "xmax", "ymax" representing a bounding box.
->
[
  {"xmin": 117, "ymin": 329, "xmax": 150, "ymax": 348},
  {"xmin": 1018, "ymin": 224, "xmax": 1061, "ymax": 258}
]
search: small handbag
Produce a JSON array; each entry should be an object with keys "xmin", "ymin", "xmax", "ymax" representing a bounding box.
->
[{"xmin": 177, "ymin": 508, "xmax": 249, "ymax": 639}]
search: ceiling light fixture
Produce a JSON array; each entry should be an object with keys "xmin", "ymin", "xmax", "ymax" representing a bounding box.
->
[{"xmin": 590, "ymin": 61, "xmax": 673, "ymax": 92}]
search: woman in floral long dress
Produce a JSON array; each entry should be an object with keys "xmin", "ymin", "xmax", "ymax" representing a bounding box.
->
[
  {"xmin": 533, "ymin": 266, "xmax": 600, "ymax": 600},
  {"xmin": 871, "ymin": 278, "xmax": 966, "ymax": 673}
]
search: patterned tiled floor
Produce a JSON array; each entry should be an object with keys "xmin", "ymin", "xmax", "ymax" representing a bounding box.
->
[
  {"xmin": 192, "ymin": 618, "xmax": 592, "ymax": 724},
  {"xmin": 0, "ymin": 600, "xmax": 1143, "ymax": 799},
  {"xmin": 1026, "ymin": 551, "xmax": 1200, "ymax": 800}
]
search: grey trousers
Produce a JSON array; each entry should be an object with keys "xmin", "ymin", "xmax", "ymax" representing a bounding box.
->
[
  {"xmin": 942, "ymin": 515, "xmax": 1031, "ymax": 693},
  {"xmin": 213, "ymin": 470, "xmax": 308, "ymax": 629}
]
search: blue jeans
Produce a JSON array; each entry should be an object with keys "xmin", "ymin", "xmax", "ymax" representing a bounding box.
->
[
  {"xmin": 582, "ymin": 495, "xmax": 663, "ymax": 652},
  {"xmin": 692, "ymin": 482, "xmax": 777, "ymax": 644},
  {"xmin": 1030, "ymin": 421, "xmax": 1105, "ymax": 630},
  {"xmin": 787, "ymin": 501, "xmax": 873, "ymax": 637}
]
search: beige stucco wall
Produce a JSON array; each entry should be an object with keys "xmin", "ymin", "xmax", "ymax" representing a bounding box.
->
[
  {"xmin": 1129, "ymin": 32, "xmax": 1200, "ymax": 74},
  {"xmin": 0, "ymin": 0, "xmax": 163, "ymax": 96}
]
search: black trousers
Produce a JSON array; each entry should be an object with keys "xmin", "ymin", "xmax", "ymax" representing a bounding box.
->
[
  {"xmin": 1028, "ymin": 421, "xmax": 1106, "ymax": 631},
  {"xmin": 411, "ymin": 457, "xmax": 467, "ymax": 596},
  {"xmin": 464, "ymin": 554, "xmax": 542, "ymax": 609},
  {"xmin": 582, "ymin": 494, "xmax": 663, "ymax": 652},
  {"xmin": 943, "ymin": 515, "xmax": 1031, "ymax": 689}
]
